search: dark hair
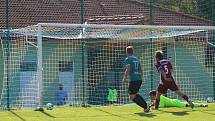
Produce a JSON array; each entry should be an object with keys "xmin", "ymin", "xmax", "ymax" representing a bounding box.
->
[
  {"xmin": 155, "ymin": 50, "xmax": 164, "ymax": 60},
  {"xmin": 149, "ymin": 90, "xmax": 156, "ymax": 96},
  {"xmin": 59, "ymin": 83, "xmax": 63, "ymax": 90},
  {"xmin": 126, "ymin": 46, "xmax": 134, "ymax": 55}
]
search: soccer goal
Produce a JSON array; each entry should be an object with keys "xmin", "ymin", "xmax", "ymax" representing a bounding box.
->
[{"xmin": 0, "ymin": 23, "xmax": 215, "ymax": 109}]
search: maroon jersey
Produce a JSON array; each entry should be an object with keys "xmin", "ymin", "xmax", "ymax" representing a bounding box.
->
[{"xmin": 155, "ymin": 59, "xmax": 174, "ymax": 84}]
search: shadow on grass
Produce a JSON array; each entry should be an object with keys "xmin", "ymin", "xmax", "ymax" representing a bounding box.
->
[
  {"xmin": 9, "ymin": 110, "xmax": 26, "ymax": 121},
  {"xmin": 197, "ymin": 109, "xmax": 215, "ymax": 115},
  {"xmin": 160, "ymin": 107, "xmax": 215, "ymax": 116},
  {"xmin": 40, "ymin": 111, "xmax": 56, "ymax": 118},
  {"xmin": 159, "ymin": 110, "xmax": 189, "ymax": 116},
  {"xmin": 94, "ymin": 108, "xmax": 141, "ymax": 121},
  {"xmin": 94, "ymin": 108, "xmax": 126, "ymax": 119},
  {"xmin": 135, "ymin": 112, "xmax": 156, "ymax": 118}
]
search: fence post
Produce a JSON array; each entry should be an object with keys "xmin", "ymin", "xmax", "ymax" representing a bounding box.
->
[
  {"xmin": 80, "ymin": 0, "xmax": 86, "ymax": 106},
  {"xmin": 212, "ymin": 0, "xmax": 215, "ymax": 100},
  {"xmin": 5, "ymin": 0, "xmax": 10, "ymax": 110},
  {"xmin": 149, "ymin": 0, "xmax": 154, "ymax": 90}
]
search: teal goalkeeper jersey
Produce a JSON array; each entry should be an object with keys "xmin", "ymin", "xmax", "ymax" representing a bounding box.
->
[
  {"xmin": 125, "ymin": 55, "xmax": 142, "ymax": 82},
  {"xmin": 159, "ymin": 95, "xmax": 187, "ymax": 107}
]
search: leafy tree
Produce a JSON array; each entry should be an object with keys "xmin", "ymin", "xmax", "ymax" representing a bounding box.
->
[
  {"xmin": 153, "ymin": 0, "xmax": 214, "ymax": 21},
  {"xmin": 196, "ymin": 0, "xmax": 215, "ymax": 21}
]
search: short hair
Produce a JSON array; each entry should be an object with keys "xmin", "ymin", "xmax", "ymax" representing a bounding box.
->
[
  {"xmin": 149, "ymin": 90, "xmax": 156, "ymax": 96},
  {"xmin": 59, "ymin": 83, "xmax": 63, "ymax": 87},
  {"xmin": 126, "ymin": 46, "xmax": 134, "ymax": 54},
  {"xmin": 155, "ymin": 50, "xmax": 164, "ymax": 60}
]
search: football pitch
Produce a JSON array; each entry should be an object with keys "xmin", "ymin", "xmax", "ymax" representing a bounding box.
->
[{"xmin": 0, "ymin": 103, "xmax": 214, "ymax": 121}]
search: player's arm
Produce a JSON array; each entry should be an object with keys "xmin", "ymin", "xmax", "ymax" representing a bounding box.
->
[
  {"xmin": 160, "ymin": 69, "xmax": 172, "ymax": 82},
  {"xmin": 122, "ymin": 64, "xmax": 130, "ymax": 83}
]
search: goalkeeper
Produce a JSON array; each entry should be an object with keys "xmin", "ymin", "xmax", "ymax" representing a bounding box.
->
[{"xmin": 149, "ymin": 90, "xmax": 208, "ymax": 108}]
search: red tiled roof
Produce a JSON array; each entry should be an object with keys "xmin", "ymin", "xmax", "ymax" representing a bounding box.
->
[
  {"xmin": 0, "ymin": 0, "xmax": 212, "ymax": 29},
  {"xmin": 87, "ymin": 14, "xmax": 149, "ymax": 25}
]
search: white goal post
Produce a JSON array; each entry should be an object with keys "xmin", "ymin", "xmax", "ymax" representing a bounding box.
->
[{"xmin": 1, "ymin": 23, "xmax": 215, "ymax": 109}]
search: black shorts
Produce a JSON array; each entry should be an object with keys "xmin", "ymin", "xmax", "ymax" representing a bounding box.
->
[{"xmin": 129, "ymin": 80, "xmax": 142, "ymax": 94}]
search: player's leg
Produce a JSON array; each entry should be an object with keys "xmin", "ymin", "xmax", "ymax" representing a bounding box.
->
[
  {"xmin": 129, "ymin": 81, "xmax": 148, "ymax": 112},
  {"xmin": 167, "ymin": 81, "xmax": 194, "ymax": 108},
  {"xmin": 174, "ymin": 90, "xmax": 194, "ymax": 108},
  {"xmin": 191, "ymin": 102, "xmax": 208, "ymax": 107},
  {"xmin": 155, "ymin": 84, "xmax": 167, "ymax": 109},
  {"xmin": 154, "ymin": 91, "xmax": 162, "ymax": 109}
]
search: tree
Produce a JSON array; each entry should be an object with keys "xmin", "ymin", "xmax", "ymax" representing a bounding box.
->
[
  {"xmin": 196, "ymin": 0, "xmax": 215, "ymax": 21},
  {"xmin": 155, "ymin": 0, "xmax": 214, "ymax": 21}
]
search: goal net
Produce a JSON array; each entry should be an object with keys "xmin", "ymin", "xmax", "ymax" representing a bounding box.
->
[{"xmin": 0, "ymin": 23, "xmax": 215, "ymax": 108}]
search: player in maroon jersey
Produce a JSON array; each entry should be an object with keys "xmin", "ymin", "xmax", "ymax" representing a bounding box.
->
[{"xmin": 153, "ymin": 50, "xmax": 194, "ymax": 109}]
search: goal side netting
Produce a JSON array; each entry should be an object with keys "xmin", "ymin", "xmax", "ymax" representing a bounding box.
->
[{"xmin": 0, "ymin": 23, "xmax": 215, "ymax": 108}]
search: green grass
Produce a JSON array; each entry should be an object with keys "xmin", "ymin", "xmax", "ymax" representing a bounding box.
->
[{"xmin": 0, "ymin": 104, "xmax": 215, "ymax": 121}]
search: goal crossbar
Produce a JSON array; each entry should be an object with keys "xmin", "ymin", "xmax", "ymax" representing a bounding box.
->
[{"xmin": 9, "ymin": 24, "xmax": 215, "ymax": 40}]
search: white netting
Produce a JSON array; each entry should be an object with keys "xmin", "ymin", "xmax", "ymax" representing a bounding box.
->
[{"xmin": 1, "ymin": 24, "xmax": 215, "ymax": 108}]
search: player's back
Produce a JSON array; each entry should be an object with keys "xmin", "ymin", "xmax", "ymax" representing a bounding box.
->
[
  {"xmin": 156, "ymin": 59, "xmax": 174, "ymax": 82},
  {"xmin": 125, "ymin": 55, "xmax": 142, "ymax": 81}
]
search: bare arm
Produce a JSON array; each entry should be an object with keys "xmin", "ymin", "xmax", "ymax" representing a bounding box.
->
[{"xmin": 122, "ymin": 64, "xmax": 130, "ymax": 83}]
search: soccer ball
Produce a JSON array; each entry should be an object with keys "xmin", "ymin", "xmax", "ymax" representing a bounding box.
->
[
  {"xmin": 207, "ymin": 97, "xmax": 214, "ymax": 103},
  {"xmin": 46, "ymin": 103, "xmax": 54, "ymax": 110}
]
